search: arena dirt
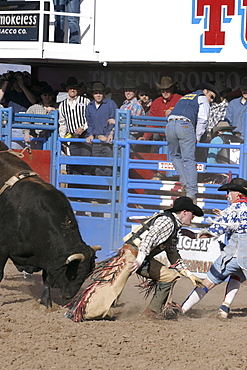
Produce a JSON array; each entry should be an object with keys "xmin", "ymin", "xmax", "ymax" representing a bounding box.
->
[{"xmin": 1, "ymin": 260, "xmax": 247, "ymax": 370}]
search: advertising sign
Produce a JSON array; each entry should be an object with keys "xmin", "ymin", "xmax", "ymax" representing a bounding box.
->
[
  {"xmin": 154, "ymin": 235, "xmax": 223, "ymax": 279},
  {"xmin": 0, "ymin": 1, "xmax": 40, "ymax": 41}
]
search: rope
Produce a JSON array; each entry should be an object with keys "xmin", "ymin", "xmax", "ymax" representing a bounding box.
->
[{"xmin": 0, "ymin": 146, "xmax": 32, "ymax": 158}]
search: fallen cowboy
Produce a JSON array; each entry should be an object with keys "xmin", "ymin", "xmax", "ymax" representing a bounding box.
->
[{"xmin": 65, "ymin": 197, "xmax": 204, "ymax": 321}]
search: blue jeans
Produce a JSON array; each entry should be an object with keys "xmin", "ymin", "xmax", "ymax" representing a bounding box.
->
[
  {"xmin": 165, "ymin": 120, "xmax": 197, "ymax": 199},
  {"xmin": 207, "ymin": 256, "xmax": 246, "ymax": 285},
  {"xmin": 53, "ymin": 0, "xmax": 80, "ymax": 44}
]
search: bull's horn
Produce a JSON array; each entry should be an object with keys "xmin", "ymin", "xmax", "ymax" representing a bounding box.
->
[
  {"xmin": 91, "ymin": 245, "xmax": 102, "ymax": 251},
  {"xmin": 66, "ymin": 253, "xmax": 85, "ymax": 264}
]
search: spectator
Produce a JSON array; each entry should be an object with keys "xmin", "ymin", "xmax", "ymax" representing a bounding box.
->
[
  {"xmin": 225, "ymin": 76, "xmax": 247, "ymax": 140},
  {"xmin": 165, "ymin": 83, "xmax": 219, "ymax": 202},
  {"xmin": 23, "ymin": 85, "xmax": 59, "ymax": 148},
  {"xmin": 120, "ymin": 78, "xmax": 145, "ymax": 152},
  {"xmin": 85, "ymin": 82, "xmax": 118, "ymax": 176},
  {"xmin": 0, "ymin": 71, "xmax": 37, "ymax": 113},
  {"xmin": 207, "ymin": 81, "xmax": 232, "ymax": 136},
  {"xmin": 137, "ymin": 83, "xmax": 152, "ymax": 115},
  {"xmin": 207, "ymin": 121, "xmax": 243, "ymax": 164},
  {"xmin": 120, "ymin": 78, "xmax": 145, "ymax": 116},
  {"xmin": 58, "ymin": 76, "xmax": 91, "ymax": 175},
  {"xmin": 139, "ymin": 76, "xmax": 182, "ymax": 155},
  {"xmin": 0, "ymin": 71, "xmax": 38, "ymax": 149},
  {"xmin": 53, "ymin": 0, "xmax": 81, "ymax": 44}
]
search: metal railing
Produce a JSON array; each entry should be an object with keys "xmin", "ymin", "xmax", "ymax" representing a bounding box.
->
[{"xmin": 1, "ymin": 107, "xmax": 247, "ymax": 258}]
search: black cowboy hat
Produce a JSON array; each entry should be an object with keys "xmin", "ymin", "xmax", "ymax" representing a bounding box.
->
[
  {"xmin": 138, "ymin": 83, "xmax": 151, "ymax": 96},
  {"xmin": 195, "ymin": 82, "xmax": 220, "ymax": 103},
  {"xmin": 239, "ymin": 76, "xmax": 247, "ymax": 90},
  {"xmin": 92, "ymin": 81, "xmax": 106, "ymax": 92},
  {"xmin": 218, "ymin": 178, "xmax": 247, "ymax": 196},
  {"xmin": 214, "ymin": 81, "xmax": 232, "ymax": 95},
  {"xmin": 123, "ymin": 78, "xmax": 137, "ymax": 90},
  {"xmin": 196, "ymin": 82, "xmax": 220, "ymax": 97},
  {"xmin": 40, "ymin": 85, "xmax": 54, "ymax": 95},
  {"xmin": 166, "ymin": 196, "xmax": 204, "ymax": 217},
  {"xmin": 61, "ymin": 76, "xmax": 85, "ymax": 90}
]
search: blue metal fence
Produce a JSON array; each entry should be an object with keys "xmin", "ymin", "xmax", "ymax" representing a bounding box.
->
[
  {"xmin": 0, "ymin": 107, "xmax": 58, "ymax": 184},
  {"xmin": 1, "ymin": 107, "xmax": 247, "ymax": 259}
]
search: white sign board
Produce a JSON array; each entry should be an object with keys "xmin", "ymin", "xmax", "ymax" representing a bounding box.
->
[
  {"xmin": 158, "ymin": 162, "xmax": 205, "ymax": 172},
  {"xmin": 177, "ymin": 235, "xmax": 223, "ymax": 279}
]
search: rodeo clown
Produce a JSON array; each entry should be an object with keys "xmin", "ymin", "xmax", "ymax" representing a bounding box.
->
[
  {"xmin": 181, "ymin": 178, "xmax": 247, "ymax": 318},
  {"xmin": 128, "ymin": 196, "xmax": 204, "ymax": 319}
]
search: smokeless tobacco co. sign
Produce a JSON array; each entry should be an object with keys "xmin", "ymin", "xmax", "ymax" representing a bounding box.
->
[{"xmin": 0, "ymin": 1, "xmax": 41, "ymax": 41}]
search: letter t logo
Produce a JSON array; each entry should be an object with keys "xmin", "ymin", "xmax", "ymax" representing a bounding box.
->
[{"xmin": 192, "ymin": 0, "xmax": 235, "ymax": 52}]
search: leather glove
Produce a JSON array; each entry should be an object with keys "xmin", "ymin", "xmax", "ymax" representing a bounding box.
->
[{"xmin": 180, "ymin": 269, "xmax": 204, "ymax": 288}]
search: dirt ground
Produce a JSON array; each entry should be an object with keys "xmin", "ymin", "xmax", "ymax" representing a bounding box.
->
[{"xmin": 1, "ymin": 260, "xmax": 247, "ymax": 370}]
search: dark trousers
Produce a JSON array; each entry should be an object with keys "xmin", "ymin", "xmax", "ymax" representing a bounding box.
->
[
  {"xmin": 92, "ymin": 143, "xmax": 113, "ymax": 177},
  {"xmin": 69, "ymin": 141, "xmax": 93, "ymax": 175}
]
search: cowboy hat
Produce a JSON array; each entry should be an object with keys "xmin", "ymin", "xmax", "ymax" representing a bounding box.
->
[
  {"xmin": 156, "ymin": 76, "xmax": 176, "ymax": 90},
  {"xmin": 211, "ymin": 121, "xmax": 236, "ymax": 138},
  {"xmin": 123, "ymin": 78, "xmax": 137, "ymax": 90},
  {"xmin": 166, "ymin": 196, "xmax": 204, "ymax": 217},
  {"xmin": 213, "ymin": 81, "xmax": 232, "ymax": 95},
  {"xmin": 240, "ymin": 76, "xmax": 247, "ymax": 90},
  {"xmin": 92, "ymin": 82, "xmax": 106, "ymax": 92},
  {"xmin": 138, "ymin": 83, "xmax": 151, "ymax": 96},
  {"xmin": 61, "ymin": 76, "xmax": 85, "ymax": 90},
  {"xmin": 40, "ymin": 85, "xmax": 54, "ymax": 95},
  {"xmin": 218, "ymin": 178, "xmax": 247, "ymax": 196}
]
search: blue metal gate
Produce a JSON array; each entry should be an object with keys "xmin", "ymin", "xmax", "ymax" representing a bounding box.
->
[{"xmin": 1, "ymin": 107, "xmax": 247, "ymax": 260}]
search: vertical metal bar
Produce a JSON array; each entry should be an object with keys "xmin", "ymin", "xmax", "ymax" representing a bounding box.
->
[
  {"xmin": 242, "ymin": 112, "xmax": 247, "ymax": 179},
  {"xmin": 109, "ymin": 109, "xmax": 120, "ymax": 251},
  {"xmin": 6, "ymin": 108, "xmax": 13, "ymax": 148},
  {"xmin": 120, "ymin": 110, "xmax": 131, "ymax": 239}
]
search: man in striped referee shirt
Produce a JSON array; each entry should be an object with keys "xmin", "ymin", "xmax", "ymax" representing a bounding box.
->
[{"xmin": 58, "ymin": 77, "xmax": 92, "ymax": 175}]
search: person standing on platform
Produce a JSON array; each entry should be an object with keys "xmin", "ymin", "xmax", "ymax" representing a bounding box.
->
[{"xmin": 53, "ymin": 0, "xmax": 81, "ymax": 44}]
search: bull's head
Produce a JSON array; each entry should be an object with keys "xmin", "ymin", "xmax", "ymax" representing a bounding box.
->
[{"xmin": 56, "ymin": 245, "xmax": 102, "ymax": 300}]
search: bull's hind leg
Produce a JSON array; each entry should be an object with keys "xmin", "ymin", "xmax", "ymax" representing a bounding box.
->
[
  {"xmin": 0, "ymin": 253, "xmax": 9, "ymax": 281},
  {"xmin": 40, "ymin": 270, "xmax": 52, "ymax": 308}
]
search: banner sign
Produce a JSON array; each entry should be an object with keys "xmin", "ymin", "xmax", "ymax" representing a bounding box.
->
[
  {"xmin": 0, "ymin": 1, "xmax": 40, "ymax": 41},
  {"xmin": 153, "ymin": 235, "xmax": 223, "ymax": 279},
  {"xmin": 158, "ymin": 162, "xmax": 205, "ymax": 172},
  {"xmin": 177, "ymin": 235, "xmax": 223, "ymax": 279}
]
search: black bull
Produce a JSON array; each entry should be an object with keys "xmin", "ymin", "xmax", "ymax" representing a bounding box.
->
[{"xmin": 0, "ymin": 141, "xmax": 97, "ymax": 307}]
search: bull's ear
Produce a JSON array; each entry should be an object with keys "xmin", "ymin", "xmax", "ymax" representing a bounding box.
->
[
  {"xmin": 66, "ymin": 253, "xmax": 85, "ymax": 264},
  {"xmin": 91, "ymin": 245, "xmax": 102, "ymax": 251}
]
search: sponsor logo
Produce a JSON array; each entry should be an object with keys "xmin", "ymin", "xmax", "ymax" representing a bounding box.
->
[{"xmin": 192, "ymin": 0, "xmax": 247, "ymax": 52}]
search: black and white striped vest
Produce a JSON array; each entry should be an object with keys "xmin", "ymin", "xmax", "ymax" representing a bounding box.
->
[{"xmin": 60, "ymin": 96, "xmax": 89, "ymax": 134}]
